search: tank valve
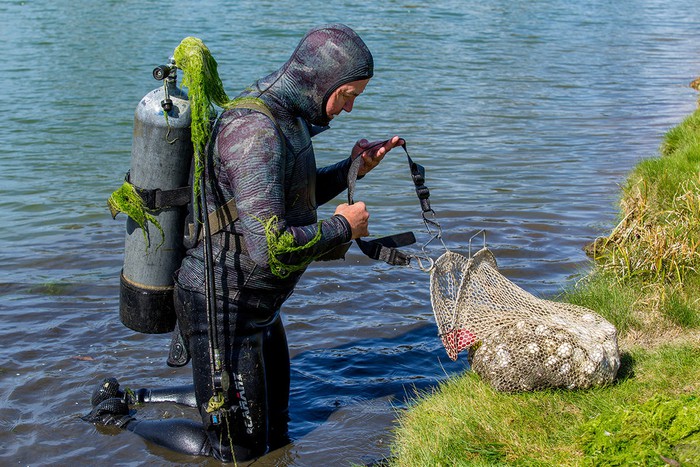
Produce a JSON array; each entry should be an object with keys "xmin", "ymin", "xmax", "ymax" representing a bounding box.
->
[{"xmin": 153, "ymin": 65, "xmax": 173, "ymax": 81}]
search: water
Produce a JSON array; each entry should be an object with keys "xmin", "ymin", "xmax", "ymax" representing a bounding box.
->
[{"xmin": 1, "ymin": 0, "xmax": 698, "ymax": 465}]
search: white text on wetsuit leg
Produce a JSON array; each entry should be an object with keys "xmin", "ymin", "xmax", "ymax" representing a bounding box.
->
[{"xmin": 233, "ymin": 373, "xmax": 254, "ymax": 435}]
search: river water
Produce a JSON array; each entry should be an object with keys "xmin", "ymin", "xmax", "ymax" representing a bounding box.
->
[{"xmin": 1, "ymin": 1, "xmax": 698, "ymax": 465}]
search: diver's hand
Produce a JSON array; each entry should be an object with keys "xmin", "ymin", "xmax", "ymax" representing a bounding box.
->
[
  {"xmin": 352, "ymin": 135, "xmax": 404, "ymax": 176},
  {"xmin": 335, "ymin": 202, "xmax": 369, "ymax": 239}
]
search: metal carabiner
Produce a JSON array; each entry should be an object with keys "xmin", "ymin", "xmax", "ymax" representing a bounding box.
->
[
  {"xmin": 422, "ymin": 209, "xmax": 440, "ymax": 234},
  {"xmin": 408, "ymin": 253, "xmax": 435, "ymax": 272},
  {"xmin": 422, "ymin": 210, "xmax": 448, "ymax": 252}
]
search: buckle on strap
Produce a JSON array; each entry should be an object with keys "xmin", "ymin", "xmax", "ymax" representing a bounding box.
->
[
  {"xmin": 124, "ymin": 171, "xmax": 191, "ymax": 210},
  {"xmin": 133, "ymin": 185, "xmax": 191, "ymax": 210},
  {"xmin": 403, "ymin": 144, "xmax": 432, "ymax": 212},
  {"xmin": 356, "ymin": 232, "xmax": 416, "ymax": 266}
]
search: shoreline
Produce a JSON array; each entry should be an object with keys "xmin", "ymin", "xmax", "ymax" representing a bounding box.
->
[{"xmin": 387, "ymin": 93, "xmax": 700, "ymax": 466}]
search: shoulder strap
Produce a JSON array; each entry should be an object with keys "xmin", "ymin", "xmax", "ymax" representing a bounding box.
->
[{"xmin": 229, "ymin": 98, "xmax": 278, "ymax": 127}]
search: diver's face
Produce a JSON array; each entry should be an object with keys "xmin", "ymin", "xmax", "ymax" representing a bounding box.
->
[{"xmin": 325, "ymin": 79, "xmax": 370, "ymax": 120}]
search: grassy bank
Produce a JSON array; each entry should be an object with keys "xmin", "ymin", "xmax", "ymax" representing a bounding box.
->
[{"xmin": 389, "ymin": 103, "xmax": 700, "ymax": 465}]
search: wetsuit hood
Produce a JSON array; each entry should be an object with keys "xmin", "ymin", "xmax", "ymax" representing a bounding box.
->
[{"xmin": 247, "ymin": 24, "xmax": 374, "ymax": 127}]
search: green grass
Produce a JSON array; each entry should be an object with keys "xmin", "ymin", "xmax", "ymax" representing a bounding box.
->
[
  {"xmin": 388, "ymin": 104, "xmax": 700, "ymax": 465},
  {"xmin": 390, "ymin": 346, "xmax": 700, "ymax": 466},
  {"xmin": 561, "ymin": 272, "xmax": 640, "ymax": 335},
  {"xmin": 588, "ymin": 109, "xmax": 700, "ymax": 285},
  {"xmin": 559, "ymin": 269, "xmax": 700, "ymax": 345},
  {"xmin": 665, "ymin": 287, "xmax": 700, "ymax": 328}
]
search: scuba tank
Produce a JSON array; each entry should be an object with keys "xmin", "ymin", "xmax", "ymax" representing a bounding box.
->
[{"xmin": 118, "ymin": 60, "xmax": 193, "ymax": 334}]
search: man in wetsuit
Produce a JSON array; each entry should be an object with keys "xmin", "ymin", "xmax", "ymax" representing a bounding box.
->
[{"xmin": 85, "ymin": 24, "xmax": 403, "ymax": 462}]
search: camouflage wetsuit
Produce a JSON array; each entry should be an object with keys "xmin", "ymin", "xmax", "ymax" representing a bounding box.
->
[{"xmin": 124, "ymin": 24, "xmax": 374, "ymax": 461}]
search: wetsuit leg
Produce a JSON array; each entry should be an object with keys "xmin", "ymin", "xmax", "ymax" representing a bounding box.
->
[
  {"xmin": 125, "ymin": 418, "xmax": 211, "ymax": 457},
  {"xmin": 260, "ymin": 316, "xmax": 291, "ymax": 450},
  {"xmin": 177, "ymin": 285, "xmax": 274, "ymax": 461},
  {"xmin": 85, "ymin": 393, "xmax": 219, "ymax": 458},
  {"xmin": 108, "ymin": 286, "xmax": 291, "ymax": 462},
  {"xmin": 133, "ymin": 385, "xmax": 197, "ymax": 407},
  {"xmin": 91, "ymin": 379, "xmax": 196, "ymax": 408}
]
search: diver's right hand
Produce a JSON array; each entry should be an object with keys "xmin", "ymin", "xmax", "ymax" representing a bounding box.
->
[{"xmin": 335, "ymin": 202, "xmax": 369, "ymax": 239}]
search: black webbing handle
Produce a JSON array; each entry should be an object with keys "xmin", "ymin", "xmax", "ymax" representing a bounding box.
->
[
  {"xmin": 347, "ymin": 141, "xmax": 430, "ymax": 207},
  {"xmin": 347, "ymin": 140, "xmax": 430, "ymax": 266},
  {"xmin": 404, "ymin": 143, "xmax": 432, "ymax": 215}
]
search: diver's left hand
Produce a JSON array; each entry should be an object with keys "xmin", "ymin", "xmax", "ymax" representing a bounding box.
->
[{"xmin": 352, "ymin": 135, "xmax": 404, "ymax": 176}]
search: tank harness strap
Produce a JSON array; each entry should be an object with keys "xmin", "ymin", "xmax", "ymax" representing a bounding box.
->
[
  {"xmin": 125, "ymin": 171, "xmax": 191, "ymax": 210},
  {"xmin": 197, "ymin": 99, "xmax": 286, "ymax": 241},
  {"xmin": 348, "ymin": 141, "xmax": 428, "ymax": 266},
  {"xmin": 203, "ymin": 198, "xmax": 238, "ymax": 239}
]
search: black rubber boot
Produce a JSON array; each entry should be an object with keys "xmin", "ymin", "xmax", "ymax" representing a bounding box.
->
[
  {"xmin": 91, "ymin": 377, "xmax": 144, "ymax": 407},
  {"xmin": 91, "ymin": 377, "xmax": 123, "ymax": 407},
  {"xmin": 82, "ymin": 398, "xmax": 133, "ymax": 428}
]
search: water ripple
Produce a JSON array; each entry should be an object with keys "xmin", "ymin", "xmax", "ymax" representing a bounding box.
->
[{"xmin": 1, "ymin": 0, "xmax": 699, "ymax": 465}]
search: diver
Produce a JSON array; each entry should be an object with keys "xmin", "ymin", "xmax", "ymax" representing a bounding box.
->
[{"xmin": 84, "ymin": 24, "xmax": 404, "ymax": 462}]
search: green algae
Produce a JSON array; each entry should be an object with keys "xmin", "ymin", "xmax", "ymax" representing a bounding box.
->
[
  {"xmin": 173, "ymin": 39, "xmax": 269, "ymax": 192},
  {"xmin": 173, "ymin": 36, "xmax": 231, "ymax": 198},
  {"xmin": 260, "ymin": 216, "xmax": 323, "ymax": 278},
  {"xmin": 108, "ymin": 182, "xmax": 164, "ymax": 248},
  {"xmin": 580, "ymin": 394, "xmax": 700, "ymax": 465},
  {"xmin": 173, "ymin": 36, "xmax": 277, "ymax": 197}
]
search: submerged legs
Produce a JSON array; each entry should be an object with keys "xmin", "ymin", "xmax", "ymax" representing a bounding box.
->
[{"xmin": 84, "ymin": 287, "xmax": 291, "ymax": 462}]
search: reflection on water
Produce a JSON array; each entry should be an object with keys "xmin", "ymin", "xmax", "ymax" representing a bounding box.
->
[{"xmin": 1, "ymin": 0, "xmax": 699, "ymax": 465}]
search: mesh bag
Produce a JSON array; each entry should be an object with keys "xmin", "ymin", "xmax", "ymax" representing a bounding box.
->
[{"xmin": 430, "ymin": 248, "xmax": 620, "ymax": 392}]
